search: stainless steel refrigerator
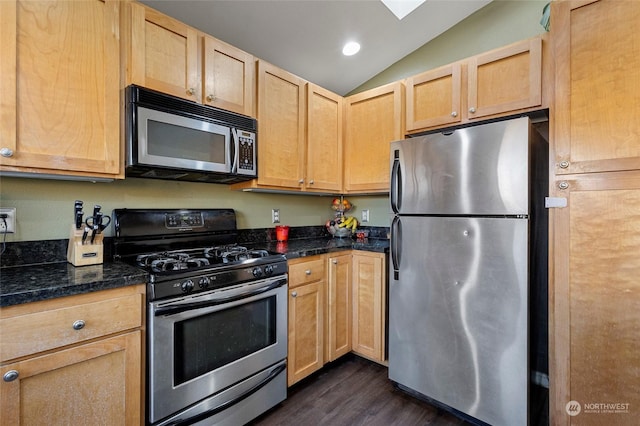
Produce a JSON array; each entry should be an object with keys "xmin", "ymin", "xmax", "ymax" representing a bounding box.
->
[{"xmin": 388, "ymin": 116, "xmax": 548, "ymax": 426}]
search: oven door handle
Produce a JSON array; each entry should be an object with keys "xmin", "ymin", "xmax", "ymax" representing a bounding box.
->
[
  {"xmin": 154, "ymin": 277, "xmax": 287, "ymax": 316},
  {"xmin": 166, "ymin": 362, "xmax": 287, "ymax": 426}
]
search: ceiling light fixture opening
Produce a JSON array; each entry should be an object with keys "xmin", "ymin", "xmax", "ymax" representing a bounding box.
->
[{"xmin": 342, "ymin": 41, "xmax": 361, "ymax": 56}]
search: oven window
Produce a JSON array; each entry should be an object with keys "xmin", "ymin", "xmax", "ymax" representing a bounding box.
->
[
  {"xmin": 173, "ymin": 296, "xmax": 277, "ymax": 385},
  {"xmin": 147, "ymin": 120, "xmax": 226, "ymax": 163}
]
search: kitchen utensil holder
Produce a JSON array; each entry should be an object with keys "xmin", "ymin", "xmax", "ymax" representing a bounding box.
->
[{"xmin": 67, "ymin": 224, "xmax": 104, "ymax": 266}]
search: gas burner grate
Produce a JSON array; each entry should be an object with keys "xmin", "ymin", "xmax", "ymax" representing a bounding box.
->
[{"xmin": 134, "ymin": 245, "xmax": 273, "ymax": 273}]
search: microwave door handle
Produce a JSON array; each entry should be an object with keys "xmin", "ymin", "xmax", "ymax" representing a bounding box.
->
[{"xmin": 230, "ymin": 128, "xmax": 239, "ymax": 173}]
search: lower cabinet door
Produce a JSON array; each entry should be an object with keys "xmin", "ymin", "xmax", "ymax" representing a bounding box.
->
[
  {"xmin": 287, "ymin": 281, "xmax": 324, "ymax": 386},
  {"xmin": 0, "ymin": 331, "xmax": 142, "ymax": 426},
  {"xmin": 352, "ymin": 252, "xmax": 385, "ymax": 363},
  {"xmin": 327, "ymin": 254, "xmax": 352, "ymax": 361}
]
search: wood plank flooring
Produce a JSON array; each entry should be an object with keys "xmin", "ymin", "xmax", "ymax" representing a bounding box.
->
[{"xmin": 249, "ymin": 355, "xmax": 469, "ymax": 426}]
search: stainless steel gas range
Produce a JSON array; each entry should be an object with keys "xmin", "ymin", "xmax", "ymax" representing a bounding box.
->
[{"xmin": 113, "ymin": 209, "xmax": 287, "ymax": 426}]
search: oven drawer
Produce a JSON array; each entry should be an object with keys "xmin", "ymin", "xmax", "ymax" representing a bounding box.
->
[
  {"xmin": 289, "ymin": 256, "xmax": 326, "ymax": 288},
  {"xmin": 1, "ymin": 291, "xmax": 143, "ymax": 362}
]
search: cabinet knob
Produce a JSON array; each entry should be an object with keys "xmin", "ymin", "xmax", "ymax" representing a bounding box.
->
[
  {"xmin": 298, "ymin": 179, "xmax": 304, "ymax": 184},
  {"xmin": 0, "ymin": 147, "xmax": 14, "ymax": 158},
  {"xmin": 332, "ymin": 260, "xmax": 338, "ymax": 264},
  {"xmin": 206, "ymin": 94, "xmax": 215, "ymax": 102},
  {"xmin": 559, "ymin": 161, "xmax": 570, "ymax": 169},
  {"xmin": 305, "ymin": 269, "xmax": 311, "ymax": 275},
  {"xmin": 451, "ymin": 111, "xmax": 458, "ymax": 118},
  {"xmin": 291, "ymin": 291, "xmax": 297, "ymax": 298},
  {"xmin": 187, "ymin": 88, "xmax": 196, "ymax": 96},
  {"xmin": 309, "ymin": 180, "xmax": 314, "ymax": 184},
  {"xmin": 468, "ymin": 107, "xmax": 476, "ymax": 114},
  {"xmin": 558, "ymin": 181, "xmax": 569, "ymax": 190},
  {"xmin": 3, "ymin": 370, "xmax": 19, "ymax": 382},
  {"xmin": 72, "ymin": 320, "xmax": 86, "ymax": 330}
]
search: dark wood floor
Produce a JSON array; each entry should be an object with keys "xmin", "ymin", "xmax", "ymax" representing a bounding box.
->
[{"xmin": 249, "ymin": 355, "xmax": 469, "ymax": 426}]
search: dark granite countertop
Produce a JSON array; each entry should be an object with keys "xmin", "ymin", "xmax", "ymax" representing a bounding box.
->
[
  {"xmin": 260, "ymin": 237, "xmax": 389, "ymax": 259},
  {"xmin": 0, "ymin": 262, "xmax": 149, "ymax": 308},
  {"xmin": 0, "ymin": 235, "xmax": 388, "ymax": 308}
]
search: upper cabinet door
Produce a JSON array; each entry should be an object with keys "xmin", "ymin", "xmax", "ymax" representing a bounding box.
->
[
  {"xmin": 344, "ymin": 82, "xmax": 405, "ymax": 194},
  {"xmin": 256, "ymin": 60, "xmax": 306, "ymax": 189},
  {"xmin": 554, "ymin": 0, "xmax": 640, "ymax": 175},
  {"xmin": 306, "ymin": 83, "xmax": 343, "ymax": 192},
  {"xmin": 406, "ymin": 63, "xmax": 462, "ymax": 131},
  {"xmin": 467, "ymin": 37, "xmax": 542, "ymax": 120},
  {"xmin": 127, "ymin": 2, "xmax": 200, "ymax": 102},
  {"xmin": 203, "ymin": 35, "xmax": 254, "ymax": 116},
  {"xmin": 0, "ymin": 0, "xmax": 121, "ymax": 178}
]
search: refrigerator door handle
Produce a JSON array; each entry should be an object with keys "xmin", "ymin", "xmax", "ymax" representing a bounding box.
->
[
  {"xmin": 391, "ymin": 216, "xmax": 402, "ymax": 280},
  {"xmin": 390, "ymin": 150, "xmax": 401, "ymax": 213}
]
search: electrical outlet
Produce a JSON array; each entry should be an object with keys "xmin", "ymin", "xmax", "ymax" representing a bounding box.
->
[
  {"xmin": 0, "ymin": 208, "xmax": 16, "ymax": 233},
  {"xmin": 361, "ymin": 209, "xmax": 369, "ymax": 223},
  {"xmin": 272, "ymin": 209, "xmax": 280, "ymax": 223}
]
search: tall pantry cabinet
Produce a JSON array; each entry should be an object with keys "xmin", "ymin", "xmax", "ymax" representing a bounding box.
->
[{"xmin": 550, "ymin": 1, "xmax": 640, "ymax": 424}]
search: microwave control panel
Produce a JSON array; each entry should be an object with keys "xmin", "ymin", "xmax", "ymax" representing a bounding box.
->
[{"xmin": 237, "ymin": 131, "xmax": 256, "ymax": 173}]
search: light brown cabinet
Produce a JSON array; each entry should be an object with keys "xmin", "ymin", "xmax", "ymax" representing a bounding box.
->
[
  {"xmin": 351, "ymin": 251, "xmax": 386, "ymax": 363},
  {"xmin": 406, "ymin": 36, "xmax": 544, "ymax": 133},
  {"xmin": 305, "ymin": 83, "xmax": 344, "ymax": 192},
  {"xmin": 287, "ymin": 251, "xmax": 386, "ymax": 385},
  {"xmin": 344, "ymin": 82, "xmax": 405, "ymax": 194},
  {"xmin": 0, "ymin": 285, "xmax": 145, "ymax": 425},
  {"xmin": 202, "ymin": 35, "xmax": 254, "ymax": 115},
  {"xmin": 287, "ymin": 255, "xmax": 326, "ymax": 386},
  {"xmin": 550, "ymin": 1, "xmax": 640, "ymax": 424},
  {"xmin": 232, "ymin": 64, "xmax": 343, "ymax": 193},
  {"xmin": 0, "ymin": 0, "xmax": 122, "ymax": 179},
  {"xmin": 238, "ymin": 60, "xmax": 306, "ymax": 191},
  {"xmin": 326, "ymin": 253, "xmax": 352, "ymax": 361},
  {"xmin": 125, "ymin": 2, "xmax": 200, "ymax": 102},
  {"xmin": 125, "ymin": 3, "xmax": 254, "ymax": 116}
]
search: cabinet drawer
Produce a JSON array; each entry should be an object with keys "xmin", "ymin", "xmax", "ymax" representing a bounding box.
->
[
  {"xmin": 289, "ymin": 258, "xmax": 326, "ymax": 288},
  {"xmin": 1, "ymin": 293, "xmax": 143, "ymax": 362}
]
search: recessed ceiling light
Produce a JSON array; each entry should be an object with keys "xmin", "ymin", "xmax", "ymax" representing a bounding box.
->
[
  {"xmin": 381, "ymin": 0, "xmax": 426, "ymax": 20},
  {"xmin": 342, "ymin": 41, "xmax": 361, "ymax": 56}
]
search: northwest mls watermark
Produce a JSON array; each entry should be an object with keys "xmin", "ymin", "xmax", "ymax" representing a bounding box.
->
[{"xmin": 566, "ymin": 400, "xmax": 631, "ymax": 416}]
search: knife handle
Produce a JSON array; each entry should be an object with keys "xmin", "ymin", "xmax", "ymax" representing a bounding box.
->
[
  {"xmin": 90, "ymin": 225, "xmax": 98, "ymax": 244},
  {"xmin": 82, "ymin": 227, "xmax": 89, "ymax": 244},
  {"xmin": 75, "ymin": 211, "xmax": 84, "ymax": 229}
]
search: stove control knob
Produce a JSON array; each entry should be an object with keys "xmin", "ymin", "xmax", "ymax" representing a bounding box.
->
[
  {"xmin": 252, "ymin": 267, "xmax": 264, "ymax": 278},
  {"xmin": 198, "ymin": 277, "xmax": 210, "ymax": 289},
  {"xmin": 181, "ymin": 279, "xmax": 194, "ymax": 293},
  {"xmin": 264, "ymin": 265, "xmax": 274, "ymax": 276}
]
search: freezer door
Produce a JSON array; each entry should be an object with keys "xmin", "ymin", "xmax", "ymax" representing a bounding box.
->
[
  {"xmin": 390, "ymin": 116, "xmax": 530, "ymax": 215},
  {"xmin": 388, "ymin": 216, "xmax": 529, "ymax": 426}
]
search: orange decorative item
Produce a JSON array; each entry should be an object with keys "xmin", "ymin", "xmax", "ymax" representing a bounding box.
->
[{"xmin": 275, "ymin": 225, "xmax": 290, "ymax": 241}]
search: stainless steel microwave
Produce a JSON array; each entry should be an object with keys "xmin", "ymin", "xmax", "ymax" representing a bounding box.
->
[{"xmin": 125, "ymin": 85, "xmax": 257, "ymax": 184}]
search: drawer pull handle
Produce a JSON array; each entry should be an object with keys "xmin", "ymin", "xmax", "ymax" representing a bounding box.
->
[
  {"xmin": 3, "ymin": 370, "xmax": 19, "ymax": 382},
  {"xmin": 305, "ymin": 270, "xmax": 311, "ymax": 275},
  {"xmin": 291, "ymin": 291, "xmax": 297, "ymax": 298},
  {"xmin": 72, "ymin": 320, "xmax": 86, "ymax": 330}
]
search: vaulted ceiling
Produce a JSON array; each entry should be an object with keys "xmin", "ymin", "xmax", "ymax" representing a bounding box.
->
[{"xmin": 139, "ymin": 0, "xmax": 492, "ymax": 95}]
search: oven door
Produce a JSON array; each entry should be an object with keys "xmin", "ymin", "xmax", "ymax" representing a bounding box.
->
[
  {"xmin": 134, "ymin": 106, "xmax": 232, "ymax": 173},
  {"xmin": 148, "ymin": 276, "xmax": 288, "ymax": 425}
]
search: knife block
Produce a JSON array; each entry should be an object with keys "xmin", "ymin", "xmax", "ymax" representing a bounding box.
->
[{"xmin": 67, "ymin": 224, "xmax": 104, "ymax": 266}]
